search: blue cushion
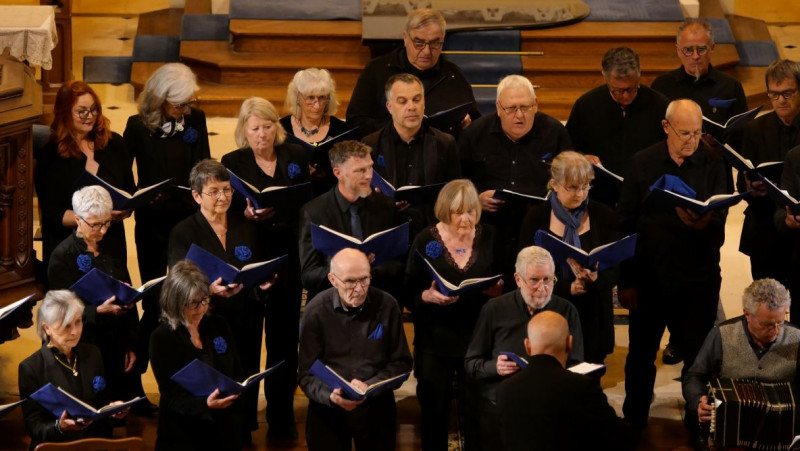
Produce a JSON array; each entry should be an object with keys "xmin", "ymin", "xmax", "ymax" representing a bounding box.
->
[
  {"xmin": 229, "ymin": 0, "xmax": 360, "ymax": 20},
  {"xmin": 83, "ymin": 56, "xmax": 132, "ymax": 84},
  {"xmin": 583, "ymin": 0, "xmax": 684, "ymax": 21},
  {"xmin": 708, "ymin": 18, "xmax": 735, "ymax": 44},
  {"xmin": 132, "ymin": 35, "xmax": 181, "ymax": 62},
  {"xmin": 446, "ymin": 54, "xmax": 522, "ymax": 85},
  {"xmin": 181, "ymin": 14, "xmax": 230, "ymax": 41},
  {"xmin": 473, "ymin": 86, "xmax": 499, "ymax": 116},
  {"xmin": 735, "ymin": 41, "xmax": 781, "ymax": 67},
  {"xmin": 444, "ymin": 30, "xmax": 521, "ymax": 52}
]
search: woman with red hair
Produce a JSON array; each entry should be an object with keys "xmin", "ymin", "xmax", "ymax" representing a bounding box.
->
[{"xmin": 34, "ymin": 80, "xmax": 134, "ymax": 284}]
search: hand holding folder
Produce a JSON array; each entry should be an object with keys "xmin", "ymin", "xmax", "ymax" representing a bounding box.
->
[
  {"xmin": 69, "ymin": 269, "xmax": 165, "ymax": 306},
  {"xmin": 227, "ymin": 169, "xmax": 312, "ymax": 210},
  {"xmin": 30, "ymin": 383, "xmax": 144, "ymax": 422},
  {"xmin": 171, "ymin": 358, "xmax": 284, "ymax": 397},
  {"xmin": 310, "ymin": 222, "xmax": 409, "ymax": 266},
  {"xmin": 702, "ymin": 105, "xmax": 762, "ymax": 142},
  {"xmin": 185, "ymin": 244, "xmax": 287, "ymax": 291},
  {"xmin": 309, "ymin": 359, "xmax": 410, "ymax": 401},
  {"xmin": 499, "ymin": 352, "xmax": 605, "ymax": 375},
  {"xmin": 416, "ymin": 251, "xmax": 502, "ymax": 296},
  {"xmin": 370, "ymin": 172, "xmax": 445, "ymax": 206},
  {"xmin": 533, "ymin": 230, "xmax": 637, "ymax": 271},
  {"xmin": 721, "ymin": 143, "xmax": 783, "ymax": 182},
  {"xmin": 73, "ymin": 171, "xmax": 175, "ymax": 211},
  {"xmin": 423, "ymin": 102, "xmax": 473, "ymax": 131}
]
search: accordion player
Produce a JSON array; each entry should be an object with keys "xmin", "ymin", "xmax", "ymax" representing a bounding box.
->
[{"xmin": 709, "ymin": 378, "xmax": 798, "ymax": 450}]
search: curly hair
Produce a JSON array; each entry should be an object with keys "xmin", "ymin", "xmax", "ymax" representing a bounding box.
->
[{"xmin": 50, "ymin": 80, "xmax": 111, "ymax": 159}]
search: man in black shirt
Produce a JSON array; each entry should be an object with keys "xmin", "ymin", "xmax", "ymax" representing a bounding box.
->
[
  {"xmin": 464, "ymin": 246, "xmax": 583, "ymax": 450},
  {"xmin": 738, "ymin": 59, "xmax": 800, "ymax": 291},
  {"xmin": 567, "ymin": 46, "xmax": 669, "ymax": 205},
  {"xmin": 617, "ymin": 99, "xmax": 726, "ymax": 433},
  {"xmin": 362, "ymin": 73, "xmax": 461, "ymax": 234},
  {"xmin": 460, "ymin": 75, "xmax": 572, "ymax": 280},
  {"xmin": 298, "ymin": 141, "xmax": 405, "ymax": 300},
  {"xmin": 346, "ymin": 8, "xmax": 479, "ymax": 137},
  {"xmin": 298, "ymin": 248, "xmax": 413, "ymax": 451}
]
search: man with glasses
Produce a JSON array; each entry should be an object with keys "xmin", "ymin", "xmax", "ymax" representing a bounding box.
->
[
  {"xmin": 683, "ymin": 278, "xmax": 798, "ymax": 451},
  {"xmin": 464, "ymin": 246, "xmax": 583, "ymax": 450},
  {"xmin": 617, "ymin": 99, "xmax": 727, "ymax": 437},
  {"xmin": 737, "ymin": 59, "xmax": 800, "ymax": 294},
  {"xmin": 460, "ymin": 74, "xmax": 571, "ymax": 284},
  {"xmin": 362, "ymin": 73, "xmax": 461, "ymax": 233},
  {"xmin": 346, "ymin": 8, "xmax": 480, "ymax": 137},
  {"xmin": 298, "ymin": 248, "xmax": 412, "ymax": 450},
  {"xmin": 299, "ymin": 140, "xmax": 405, "ymax": 301},
  {"xmin": 567, "ymin": 46, "xmax": 669, "ymax": 205}
]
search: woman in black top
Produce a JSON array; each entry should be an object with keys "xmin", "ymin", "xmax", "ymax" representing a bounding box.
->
[
  {"xmin": 35, "ymin": 80, "xmax": 134, "ymax": 280},
  {"xmin": 405, "ymin": 179, "xmax": 501, "ymax": 451},
  {"xmin": 280, "ymin": 68, "xmax": 350, "ymax": 196},
  {"xmin": 222, "ymin": 97, "xmax": 308, "ymax": 439},
  {"xmin": 47, "ymin": 185, "xmax": 140, "ymax": 402},
  {"xmin": 150, "ymin": 260, "xmax": 243, "ymax": 451},
  {"xmin": 518, "ymin": 151, "xmax": 620, "ymax": 364},
  {"xmin": 167, "ymin": 159, "xmax": 275, "ymax": 441},
  {"xmin": 123, "ymin": 62, "xmax": 210, "ymax": 384},
  {"xmin": 19, "ymin": 290, "xmax": 128, "ymax": 450}
]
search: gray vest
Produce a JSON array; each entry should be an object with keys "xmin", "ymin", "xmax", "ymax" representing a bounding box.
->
[{"xmin": 719, "ymin": 317, "xmax": 800, "ymax": 382}]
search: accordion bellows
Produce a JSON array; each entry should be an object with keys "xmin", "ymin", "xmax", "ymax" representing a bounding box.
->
[{"xmin": 710, "ymin": 378, "xmax": 798, "ymax": 450}]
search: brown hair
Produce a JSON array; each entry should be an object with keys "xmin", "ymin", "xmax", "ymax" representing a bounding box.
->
[{"xmin": 50, "ymin": 80, "xmax": 112, "ymax": 159}]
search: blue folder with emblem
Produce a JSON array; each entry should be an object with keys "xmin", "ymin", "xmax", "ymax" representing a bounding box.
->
[
  {"xmin": 416, "ymin": 251, "xmax": 502, "ymax": 296},
  {"xmin": 30, "ymin": 383, "xmax": 144, "ymax": 421},
  {"xmin": 185, "ymin": 244, "xmax": 287, "ymax": 291},
  {"xmin": 309, "ymin": 359, "xmax": 410, "ymax": 401},
  {"xmin": 370, "ymin": 171, "xmax": 445, "ymax": 206},
  {"xmin": 171, "ymin": 358, "xmax": 284, "ymax": 397},
  {"xmin": 533, "ymin": 230, "xmax": 637, "ymax": 271},
  {"xmin": 69, "ymin": 269, "xmax": 164, "ymax": 306},
  {"xmin": 73, "ymin": 171, "xmax": 175, "ymax": 211},
  {"xmin": 702, "ymin": 105, "xmax": 762, "ymax": 142},
  {"xmin": 227, "ymin": 169, "xmax": 313, "ymax": 210},
  {"xmin": 310, "ymin": 222, "xmax": 409, "ymax": 266}
]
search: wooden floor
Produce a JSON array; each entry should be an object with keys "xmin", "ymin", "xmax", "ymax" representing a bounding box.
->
[{"xmin": 1, "ymin": 1, "xmax": 800, "ymax": 450}]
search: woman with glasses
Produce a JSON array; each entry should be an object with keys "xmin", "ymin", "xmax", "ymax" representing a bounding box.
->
[
  {"xmin": 167, "ymin": 159, "xmax": 275, "ymax": 443},
  {"xmin": 404, "ymin": 179, "xmax": 501, "ymax": 451},
  {"xmin": 518, "ymin": 151, "xmax": 620, "ymax": 364},
  {"xmin": 34, "ymin": 80, "xmax": 134, "ymax": 281},
  {"xmin": 150, "ymin": 260, "xmax": 245, "ymax": 450},
  {"xmin": 47, "ymin": 185, "xmax": 142, "ymax": 405},
  {"xmin": 222, "ymin": 97, "xmax": 308, "ymax": 440},
  {"xmin": 123, "ymin": 63, "xmax": 210, "ymax": 407},
  {"xmin": 281, "ymin": 68, "xmax": 350, "ymax": 195}
]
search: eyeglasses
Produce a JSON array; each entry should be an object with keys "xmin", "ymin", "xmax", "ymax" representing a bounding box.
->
[
  {"xmin": 608, "ymin": 86, "xmax": 639, "ymax": 96},
  {"xmin": 171, "ymin": 98, "xmax": 198, "ymax": 111},
  {"xmin": 498, "ymin": 103, "xmax": 536, "ymax": 115},
  {"xmin": 757, "ymin": 319, "xmax": 784, "ymax": 330},
  {"xmin": 186, "ymin": 296, "xmax": 210, "ymax": 309},
  {"xmin": 410, "ymin": 38, "xmax": 443, "ymax": 50},
  {"xmin": 300, "ymin": 93, "xmax": 330, "ymax": 106},
  {"xmin": 201, "ymin": 187, "xmax": 234, "ymax": 199},
  {"xmin": 522, "ymin": 275, "xmax": 557, "ymax": 289},
  {"xmin": 331, "ymin": 273, "xmax": 371, "ymax": 290},
  {"xmin": 680, "ymin": 45, "xmax": 710, "ymax": 57},
  {"xmin": 767, "ymin": 90, "xmax": 798, "ymax": 101},
  {"xmin": 665, "ymin": 122, "xmax": 703, "ymax": 142},
  {"xmin": 74, "ymin": 107, "xmax": 99, "ymax": 120},
  {"xmin": 78, "ymin": 215, "xmax": 111, "ymax": 232},
  {"xmin": 560, "ymin": 183, "xmax": 592, "ymax": 194}
]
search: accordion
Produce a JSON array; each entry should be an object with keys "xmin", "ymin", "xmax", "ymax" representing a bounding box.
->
[{"xmin": 709, "ymin": 378, "xmax": 798, "ymax": 450}]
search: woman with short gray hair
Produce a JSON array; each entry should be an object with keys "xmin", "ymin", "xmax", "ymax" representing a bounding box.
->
[
  {"xmin": 19, "ymin": 289, "xmax": 128, "ymax": 450},
  {"xmin": 519, "ymin": 150, "xmax": 621, "ymax": 364},
  {"xmin": 149, "ymin": 260, "xmax": 245, "ymax": 450},
  {"xmin": 47, "ymin": 185, "xmax": 142, "ymax": 406}
]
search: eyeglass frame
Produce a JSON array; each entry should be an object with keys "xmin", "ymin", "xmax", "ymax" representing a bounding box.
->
[
  {"xmin": 608, "ymin": 85, "xmax": 640, "ymax": 96},
  {"xmin": 555, "ymin": 181, "xmax": 593, "ymax": 194},
  {"xmin": 498, "ymin": 103, "xmax": 536, "ymax": 115},
  {"xmin": 409, "ymin": 37, "xmax": 443, "ymax": 51},
  {"xmin": 74, "ymin": 106, "xmax": 100, "ymax": 120},
  {"xmin": 679, "ymin": 45, "xmax": 710, "ymax": 57},
  {"xmin": 665, "ymin": 121, "xmax": 703, "ymax": 142},
  {"xmin": 200, "ymin": 187, "xmax": 234, "ymax": 199},
  {"xmin": 299, "ymin": 93, "xmax": 330, "ymax": 106},
  {"xmin": 77, "ymin": 215, "xmax": 112, "ymax": 232},
  {"xmin": 766, "ymin": 89, "xmax": 798, "ymax": 101},
  {"xmin": 186, "ymin": 296, "xmax": 211, "ymax": 309},
  {"xmin": 170, "ymin": 98, "xmax": 198, "ymax": 111},
  {"xmin": 520, "ymin": 275, "xmax": 558, "ymax": 289},
  {"xmin": 331, "ymin": 273, "xmax": 372, "ymax": 290}
]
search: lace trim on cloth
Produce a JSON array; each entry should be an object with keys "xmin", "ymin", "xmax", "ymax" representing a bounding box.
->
[
  {"xmin": 429, "ymin": 223, "xmax": 483, "ymax": 274},
  {"xmin": 0, "ymin": 6, "xmax": 58, "ymax": 70}
]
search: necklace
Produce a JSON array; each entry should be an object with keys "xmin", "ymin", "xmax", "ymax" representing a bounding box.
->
[
  {"xmin": 53, "ymin": 352, "xmax": 78, "ymax": 376},
  {"xmin": 455, "ymin": 248, "xmax": 467, "ymax": 254},
  {"xmin": 298, "ymin": 115, "xmax": 324, "ymax": 137}
]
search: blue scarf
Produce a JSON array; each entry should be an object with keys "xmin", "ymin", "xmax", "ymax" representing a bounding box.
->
[{"xmin": 549, "ymin": 194, "xmax": 589, "ymax": 278}]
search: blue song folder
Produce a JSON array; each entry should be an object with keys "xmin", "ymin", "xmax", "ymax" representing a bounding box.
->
[
  {"xmin": 73, "ymin": 171, "xmax": 175, "ymax": 211},
  {"xmin": 227, "ymin": 170, "xmax": 312, "ymax": 210},
  {"xmin": 171, "ymin": 358, "xmax": 284, "ymax": 397},
  {"xmin": 499, "ymin": 351, "xmax": 529, "ymax": 368},
  {"xmin": 646, "ymin": 188, "xmax": 748, "ymax": 214},
  {"xmin": 0, "ymin": 293, "xmax": 37, "ymax": 323},
  {"xmin": 416, "ymin": 251, "xmax": 502, "ymax": 296},
  {"xmin": 30, "ymin": 383, "xmax": 144, "ymax": 421},
  {"xmin": 310, "ymin": 222, "xmax": 409, "ymax": 266},
  {"xmin": 309, "ymin": 359, "xmax": 410, "ymax": 401},
  {"xmin": 185, "ymin": 244, "xmax": 287, "ymax": 291},
  {"xmin": 492, "ymin": 189, "xmax": 549, "ymax": 205},
  {"xmin": 499, "ymin": 352, "xmax": 605, "ymax": 375},
  {"xmin": 423, "ymin": 102, "xmax": 473, "ymax": 131},
  {"xmin": 759, "ymin": 176, "xmax": 800, "ymax": 216},
  {"xmin": 721, "ymin": 143, "xmax": 783, "ymax": 183},
  {"xmin": 285, "ymin": 127, "xmax": 360, "ymax": 162},
  {"xmin": 702, "ymin": 105, "xmax": 762, "ymax": 142},
  {"xmin": 370, "ymin": 172, "xmax": 445, "ymax": 206},
  {"xmin": 533, "ymin": 230, "xmax": 637, "ymax": 271},
  {"xmin": 69, "ymin": 269, "xmax": 165, "ymax": 306}
]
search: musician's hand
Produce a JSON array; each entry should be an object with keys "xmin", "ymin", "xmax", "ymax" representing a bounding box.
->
[
  {"xmin": 697, "ymin": 395, "xmax": 713, "ymax": 423},
  {"xmin": 207, "ymin": 388, "xmax": 238, "ymax": 409},
  {"xmin": 785, "ymin": 207, "xmax": 800, "ymax": 230},
  {"xmin": 422, "ymin": 281, "xmax": 458, "ymax": 306},
  {"xmin": 330, "ymin": 388, "xmax": 364, "ymax": 411},
  {"xmin": 244, "ymin": 198, "xmax": 276, "ymax": 221},
  {"xmin": 496, "ymin": 353, "xmax": 520, "ymax": 376},
  {"xmin": 479, "ymin": 190, "xmax": 504, "ymax": 212},
  {"xmin": 676, "ymin": 207, "xmax": 712, "ymax": 230},
  {"xmin": 210, "ymin": 278, "xmax": 243, "ymax": 298},
  {"xmin": 744, "ymin": 172, "xmax": 767, "ymax": 197},
  {"xmin": 583, "ymin": 154, "xmax": 601, "ymax": 165},
  {"xmin": 96, "ymin": 296, "xmax": 124, "ymax": 316}
]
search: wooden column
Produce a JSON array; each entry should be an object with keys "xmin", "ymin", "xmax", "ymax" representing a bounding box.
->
[
  {"xmin": 0, "ymin": 57, "xmax": 42, "ymax": 307},
  {"xmin": 40, "ymin": 0, "xmax": 72, "ymax": 125}
]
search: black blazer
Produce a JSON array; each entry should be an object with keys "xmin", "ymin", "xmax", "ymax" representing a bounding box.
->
[
  {"xmin": 19, "ymin": 343, "xmax": 114, "ymax": 450},
  {"xmin": 496, "ymin": 354, "xmax": 634, "ymax": 451},
  {"xmin": 149, "ymin": 315, "xmax": 243, "ymax": 451},
  {"xmin": 298, "ymin": 186, "xmax": 405, "ymax": 299}
]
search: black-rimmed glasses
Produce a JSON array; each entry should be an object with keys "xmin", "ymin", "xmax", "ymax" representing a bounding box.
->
[
  {"xmin": 78, "ymin": 215, "xmax": 111, "ymax": 232},
  {"xmin": 171, "ymin": 98, "xmax": 198, "ymax": 111},
  {"xmin": 680, "ymin": 45, "xmax": 709, "ymax": 57},
  {"xmin": 767, "ymin": 90, "xmax": 798, "ymax": 101},
  {"xmin": 410, "ymin": 38, "xmax": 443, "ymax": 50},
  {"xmin": 186, "ymin": 296, "xmax": 210, "ymax": 309},
  {"xmin": 498, "ymin": 103, "xmax": 535, "ymax": 115},
  {"xmin": 331, "ymin": 274, "xmax": 371, "ymax": 290},
  {"xmin": 74, "ymin": 107, "xmax": 99, "ymax": 120},
  {"xmin": 665, "ymin": 121, "xmax": 703, "ymax": 142},
  {"xmin": 521, "ymin": 275, "xmax": 558, "ymax": 289}
]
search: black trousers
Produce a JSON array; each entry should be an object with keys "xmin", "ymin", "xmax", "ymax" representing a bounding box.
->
[
  {"xmin": 622, "ymin": 278, "xmax": 720, "ymax": 428},
  {"xmin": 305, "ymin": 393, "xmax": 397, "ymax": 451}
]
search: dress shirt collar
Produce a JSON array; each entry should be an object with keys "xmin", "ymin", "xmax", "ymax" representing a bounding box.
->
[
  {"xmin": 739, "ymin": 315, "xmax": 780, "ymax": 355},
  {"xmin": 489, "ymin": 112, "xmax": 542, "ymax": 144},
  {"xmin": 388, "ymin": 120, "xmax": 425, "ymax": 146},
  {"xmin": 657, "ymin": 140, "xmax": 707, "ymax": 167},
  {"xmin": 676, "ymin": 64, "xmax": 719, "ymax": 85},
  {"xmin": 512, "ymin": 289, "xmax": 545, "ymax": 317},
  {"xmin": 331, "ymin": 288, "xmax": 368, "ymax": 315},
  {"xmin": 333, "ymin": 185, "xmax": 361, "ymax": 214}
]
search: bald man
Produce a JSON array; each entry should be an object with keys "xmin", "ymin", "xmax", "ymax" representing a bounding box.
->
[
  {"xmin": 617, "ymin": 99, "xmax": 726, "ymax": 432},
  {"xmin": 298, "ymin": 248, "xmax": 412, "ymax": 450},
  {"xmin": 496, "ymin": 312, "xmax": 633, "ymax": 451}
]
